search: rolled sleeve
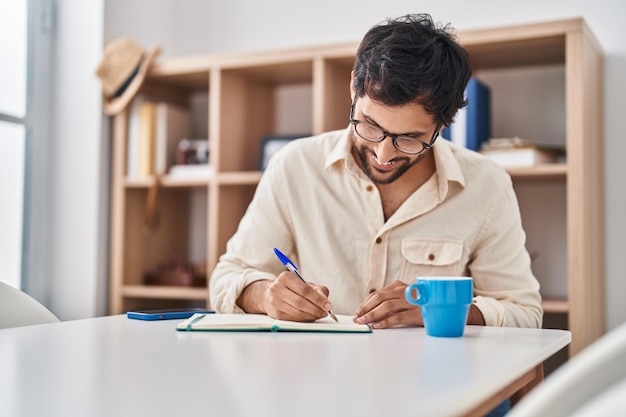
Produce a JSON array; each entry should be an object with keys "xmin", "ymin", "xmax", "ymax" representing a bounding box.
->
[{"xmin": 210, "ymin": 265, "xmax": 275, "ymax": 313}]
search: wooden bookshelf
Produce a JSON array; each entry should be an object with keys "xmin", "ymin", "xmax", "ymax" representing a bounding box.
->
[{"xmin": 109, "ymin": 17, "xmax": 604, "ymax": 356}]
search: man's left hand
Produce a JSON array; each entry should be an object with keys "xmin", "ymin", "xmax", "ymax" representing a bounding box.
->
[{"xmin": 353, "ymin": 280, "xmax": 422, "ymax": 329}]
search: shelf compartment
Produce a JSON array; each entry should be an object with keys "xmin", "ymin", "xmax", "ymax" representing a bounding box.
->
[
  {"xmin": 216, "ymin": 66, "xmax": 315, "ymax": 172},
  {"xmin": 465, "ymin": 35, "xmax": 565, "ymax": 70},
  {"xmin": 459, "ymin": 18, "xmax": 587, "ymax": 69},
  {"xmin": 123, "ymin": 188, "xmax": 193, "ymax": 286}
]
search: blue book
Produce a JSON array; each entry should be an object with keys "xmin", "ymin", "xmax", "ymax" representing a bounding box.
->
[{"xmin": 442, "ymin": 77, "xmax": 491, "ymax": 151}]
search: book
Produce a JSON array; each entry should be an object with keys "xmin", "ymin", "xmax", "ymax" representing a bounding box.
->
[
  {"xmin": 137, "ymin": 101, "xmax": 157, "ymax": 177},
  {"xmin": 479, "ymin": 137, "xmax": 565, "ymax": 167},
  {"xmin": 126, "ymin": 96, "xmax": 143, "ymax": 178},
  {"xmin": 443, "ymin": 77, "xmax": 491, "ymax": 151},
  {"xmin": 155, "ymin": 103, "xmax": 190, "ymax": 175},
  {"xmin": 176, "ymin": 313, "xmax": 372, "ymax": 333}
]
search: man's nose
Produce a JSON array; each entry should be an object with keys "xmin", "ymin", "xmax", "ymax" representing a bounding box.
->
[{"xmin": 373, "ymin": 135, "xmax": 397, "ymax": 163}]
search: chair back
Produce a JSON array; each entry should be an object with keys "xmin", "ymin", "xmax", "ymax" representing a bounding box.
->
[
  {"xmin": 508, "ymin": 321, "xmax": 626, "ymax": 417},
  {"xmin": 0, "ymin": 281, "xmax": 60, "ymax": 328}
]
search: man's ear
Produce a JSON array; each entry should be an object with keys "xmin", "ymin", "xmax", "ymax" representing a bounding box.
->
[{"xmin": 349, "ymin": 71, "xmax": 355, "ymax": 98}]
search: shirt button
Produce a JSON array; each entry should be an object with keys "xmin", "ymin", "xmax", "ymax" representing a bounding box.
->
[
  {"xmin": 366, "ymin": 185, "xmax": 374, "ymax": 192},
  {"xmin": 428, "ymin": 253, "xmax": 436, "ymax": 261},
  {"xmin": 375, "ymin": 237, "xmax": 382, "ymax": 244},
  {"xmin": 369, "ymin": 288, "xmax": 377, "ymax": 294}
]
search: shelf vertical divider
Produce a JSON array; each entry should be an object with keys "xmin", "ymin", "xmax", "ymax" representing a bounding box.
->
[
  {"xmin": 109, "ymin": 109, "xmax": 128, "ymax": 314},
  {"xmin": 208, "ymin": 67, "xmax": 222, "ymax": 276},
  {"xmin": 565, "ymin": 23, "xmax": 605, "ymax": 355}
]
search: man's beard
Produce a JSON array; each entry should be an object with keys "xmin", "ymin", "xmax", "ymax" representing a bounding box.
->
[{"xmin": 352, "ymin": 141, "xmax": 426, "ymax": 185}]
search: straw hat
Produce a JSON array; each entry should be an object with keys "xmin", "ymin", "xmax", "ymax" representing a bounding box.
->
[{"xmin": 95, "ymin": 38, "xmax": 161, "ymax": 116}]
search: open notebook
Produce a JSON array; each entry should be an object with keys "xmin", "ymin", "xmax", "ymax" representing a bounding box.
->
[{"xmin": 176, "ymin": 313, "xmax": 371, "ymax": 333}]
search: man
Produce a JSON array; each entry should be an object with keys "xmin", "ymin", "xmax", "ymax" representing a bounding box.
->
[{"xmin": 210, "ymin": 13, "xmax": 542, "ymax": 330}]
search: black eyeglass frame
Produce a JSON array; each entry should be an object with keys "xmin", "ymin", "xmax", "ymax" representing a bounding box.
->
[{"xmin": 349, "ymin": 97, "xmax": 440, "ymax": 155}]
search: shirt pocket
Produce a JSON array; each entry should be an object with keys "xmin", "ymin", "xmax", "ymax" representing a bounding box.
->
[{"xmin": 399, "ymin": 238, "xmax": 465, "ymax": 282}]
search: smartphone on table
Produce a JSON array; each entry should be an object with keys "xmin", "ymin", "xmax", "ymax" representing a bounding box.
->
[{"xmin": 127, "ymin": 308, "xmax": 214, "ymax": 321}]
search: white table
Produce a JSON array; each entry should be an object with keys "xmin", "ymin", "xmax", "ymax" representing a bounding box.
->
[{"xmin": 0, "ymin": 315, "xmax": 570, "ymax": 417}]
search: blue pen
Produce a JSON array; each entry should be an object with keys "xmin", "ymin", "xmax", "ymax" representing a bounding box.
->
[{"xmin": 273, "ymin": 247, "xmax": 339, "ymax": 322}]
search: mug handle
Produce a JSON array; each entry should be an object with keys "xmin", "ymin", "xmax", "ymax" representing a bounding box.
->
[{"xmin": 405, "ymin": 283, "xmax": 428, "ymax": 305}]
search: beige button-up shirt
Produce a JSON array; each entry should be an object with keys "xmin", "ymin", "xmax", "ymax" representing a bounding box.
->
[{"xmin": 210, "ymin": 127, "xmax": 543, "ymax": 327}]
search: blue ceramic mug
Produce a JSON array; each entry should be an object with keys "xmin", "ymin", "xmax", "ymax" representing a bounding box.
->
[{"xmin": 404, "ymin": 276, "xmax": 473, "ymax": 337}]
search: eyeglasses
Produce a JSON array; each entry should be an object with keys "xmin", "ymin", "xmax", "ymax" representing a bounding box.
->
[{"xmin": 349, "ymin": 97, "xmax": 439, "ymax": 155}]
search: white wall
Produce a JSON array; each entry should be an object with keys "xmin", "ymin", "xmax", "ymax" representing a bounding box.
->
[
  {"xmin": 57, "ymin": 0, "xmax": 108, "ymax": 319},
  {"xmin": 37, "ymin": 0, "xmax": 107, "ymax": 319},
  {"xmin": 48, "ymin": 0, "xmax": 620, "ymax": 327}
]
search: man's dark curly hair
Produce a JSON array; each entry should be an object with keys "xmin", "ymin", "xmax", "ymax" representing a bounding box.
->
[{"xmin": 352, "ymin": 13, "xmax": 471, "ymax": 127}]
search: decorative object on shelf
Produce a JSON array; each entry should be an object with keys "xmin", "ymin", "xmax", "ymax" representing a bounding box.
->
[
  {"xmin": 259, "ymin": 135, "xmax": 306, "ymax": 170},
  {"xmin": 95, "ymin": 38, "xmax": 161, "ymax": 116},
  {"xmin": 176, "ymin": 138, "xmax": 209, "ymax": 165},
  {"xmin": 479, "ymin": 137, "xmax": 565, "ymax": 167},
  {"xmin": 168, "ymin": 138, "xmax": 210, "ymax": 179},
  {"xmin": 144, "ymin": 260, "xmax": 207, "ymax": 287},
  {"xmin": 442, "ymin": 77, "xmax": 491, "ymax": 151}
]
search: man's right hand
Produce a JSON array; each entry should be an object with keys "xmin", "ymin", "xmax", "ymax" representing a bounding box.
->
[{"xmin": 236, "ymin": 272, "xmax": 333, "ymax": 322}]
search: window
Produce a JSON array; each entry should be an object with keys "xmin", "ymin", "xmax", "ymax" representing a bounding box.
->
[{"xmin": 0, "ymin": 0, "xmax": 28, "ymax": 289}]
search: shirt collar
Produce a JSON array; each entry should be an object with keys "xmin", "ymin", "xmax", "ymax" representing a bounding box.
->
[
  {"xmin": 432, "ymin": 138, "xmax": 466, "ymax": 189},
  {"xmin": 325, "ymin": 126, "xmax": 353, "ymax": 169}
]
